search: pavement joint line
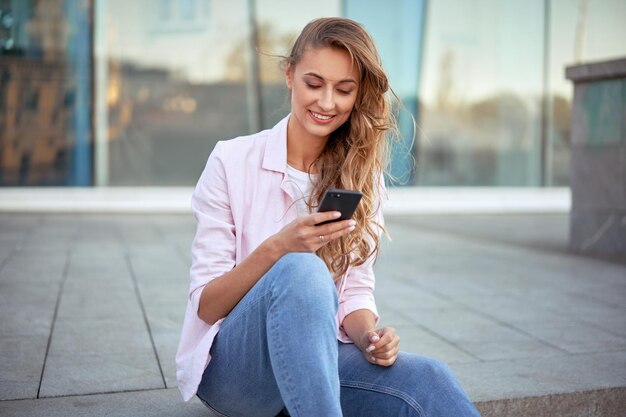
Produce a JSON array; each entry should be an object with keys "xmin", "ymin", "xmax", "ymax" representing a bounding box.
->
[
  {"xmin": 387, "ymin": 216, "xmax": 626, "ymax": 267},
  {"xmin": 125, "ymin": 253, "xmax": 168, "ymax": 389},
  {"xmin": 454, "ymin": 303, "xmax": 572, "ymax": 355},
  {"xmin": 380, "ymin": 290, "xmax": 485, "ymax": 361},
  {"xmin": 36, "ymin": 250, "xmax": 72, "ymax": 399},
  {"xmin": 2, "ymin": 386, "xmax": 174, "ymax": 402},
  {"xmin": 575, "ymin": 318, "xmax": 626, "ymax": 340},
  {"xmin": 536, "ymin": 294, "xmax": 626, "ymax": 340},
  {"xmin": 392, "ymin": 276, "xmax": 572, "ymax": 355},
  {"xmin": 570, "ymin": 290, "xmax": 626, "ymax": 312},
  {"xmin": 399, "ymin": 318, "xmax": 484, "ymax": 362}
]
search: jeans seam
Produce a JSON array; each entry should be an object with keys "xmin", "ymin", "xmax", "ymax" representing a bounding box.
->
[
  {"xmin": 340, "ymin": 380, "xmax": 426, "ymax": 417},
  {"xmin": 196, "ymin": 394, "xmax": 232, "ymax": 417},
  {"xmin": 222, "ymin": 289, "xmax": 271, "ymax": 326},
  {"xmin": 267, "ymin": 278, "xmax": 302, "ymax": 417}
]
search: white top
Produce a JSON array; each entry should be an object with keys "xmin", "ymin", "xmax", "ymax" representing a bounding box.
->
[{"xmin": 285, "ymin": 164, "xmax": 317, "ymax": 217}]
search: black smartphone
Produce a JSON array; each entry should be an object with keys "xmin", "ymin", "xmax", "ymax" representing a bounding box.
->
[{"xmin": 316, "ymin": 188, "xmax": 363, "ymax": 226}]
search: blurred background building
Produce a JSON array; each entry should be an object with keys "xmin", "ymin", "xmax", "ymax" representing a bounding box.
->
[{"xmin": 0, "ymin": 0, "xmax": 625, "ymax": 188}]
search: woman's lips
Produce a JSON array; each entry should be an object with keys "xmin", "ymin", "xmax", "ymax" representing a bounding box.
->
[{"xmin": 308, "ymin": 110, "xmax": 336, "ymax": 124}]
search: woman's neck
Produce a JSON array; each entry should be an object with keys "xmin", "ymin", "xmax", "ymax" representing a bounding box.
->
[{"xmin": 286, "ymin": 117, "xmax": 329, "ymax": 173}]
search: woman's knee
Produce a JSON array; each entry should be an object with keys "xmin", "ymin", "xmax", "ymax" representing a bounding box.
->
[
  {"xmin": 402, "ymin": 355, "xmax": 479, "ymax": 416},
  {"xmin": 269, "ymin": 252, "xmax": 337, "ymax": 306},
  {"xmin": 273, "ymin": 253, "xmax": 333, "ymax": 286},
  {"xmin": 393, "ymin": 354, "xmax": 458, "ymax": 397},
  {"xmin": 416, "ymin": 356, "xmax": 454, "ymax": 383}
]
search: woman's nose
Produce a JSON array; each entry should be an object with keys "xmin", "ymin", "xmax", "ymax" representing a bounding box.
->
[{"xmin": 318, "ymin": 88, "xmax": 334, "ymax": 111}]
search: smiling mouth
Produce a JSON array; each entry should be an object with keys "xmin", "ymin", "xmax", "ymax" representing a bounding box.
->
[{"xmin": 310, "ymin": 110, "xmax": 335, "ymax": 121}]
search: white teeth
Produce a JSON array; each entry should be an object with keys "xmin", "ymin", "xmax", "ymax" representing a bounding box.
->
[{"xmin": 311, "ymin": 111, "xmax": 333, "ymax": 120}]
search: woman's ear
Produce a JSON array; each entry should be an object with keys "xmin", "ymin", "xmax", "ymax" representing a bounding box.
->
[{"xmin": 285, "ymin": 63, "xmax": 293, "ymax": 89}]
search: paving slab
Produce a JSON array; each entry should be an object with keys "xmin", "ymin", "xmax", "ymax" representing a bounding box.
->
[
  {"xmin": 454, "ymin": 350, "xmax": 626, "ymax": 402},
  {"xmin": 0, "ymin": 252, "xmax": 65, "ymax": 401},
  {"xmin": 0, "ymin": 334, "xmax": 48, "ymax": 400},
  {"xmin": 38, "ymin": 247, "xmax": 165, "ymax": 398},
  {"xmin": 0, "ymin": 388, "xmax": 208, "ymax": 417},
  {"xmin": 39, "ymin": 352, "xmax": 164, "ymax": 398}
]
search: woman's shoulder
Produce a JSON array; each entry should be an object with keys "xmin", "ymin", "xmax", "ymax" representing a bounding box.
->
[
  {"xmin": 211, "ymin": 116, "xmax": 288, "ymax": 166},
  {"xmin": 214, "ymin": 117, "xmax": 286, "ymax": 158},
  {"xmin": 212, "ymin": 130, "xmax": 268, "ymax": 161},
  {"xmin": 215, "ymin": 128, "xmax": 270, "ymax": 153}
]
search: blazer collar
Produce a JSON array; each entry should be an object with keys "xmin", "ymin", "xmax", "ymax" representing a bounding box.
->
[{"xmin": 262, "ymin": 114, "xmax": 290, "ymax": 173}]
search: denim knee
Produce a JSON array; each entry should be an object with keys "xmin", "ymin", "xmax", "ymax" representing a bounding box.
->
[
  {"xmin": 418, "ymin": 357, "xmax": 454, "ymax": 385},
  {"xmin": 269, "ymin": 252, "xmax": 337, "ymax": 310}
]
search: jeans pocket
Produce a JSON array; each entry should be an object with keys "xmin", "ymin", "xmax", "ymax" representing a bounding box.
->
[{"xmin": 196, "ymin": 394, "xmax": 231, "ymax": 417}]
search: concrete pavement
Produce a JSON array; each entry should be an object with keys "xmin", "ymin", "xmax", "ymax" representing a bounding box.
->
[{"xmin": 0, "ymin": 212, "xmax": 624, "ymax": 416}]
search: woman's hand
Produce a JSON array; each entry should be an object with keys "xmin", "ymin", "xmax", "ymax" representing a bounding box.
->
[
  {"xmin": 270, "ymin": 211, "xmax": 356, "ymax": 255},
  {"xmin": 360, "ymin": 327, "xmax": 400, "ymax": 367}
]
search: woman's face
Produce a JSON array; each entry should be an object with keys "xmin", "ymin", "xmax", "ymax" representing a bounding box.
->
[{"xmin": 286, "ymin": 47, "xmax": 359, "ymax": 142}]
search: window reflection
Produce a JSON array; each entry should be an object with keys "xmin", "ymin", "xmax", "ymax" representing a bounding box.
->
[
  {"xmin": 417, "ymin": 0, "xmax": 544, "ymax": 186},
  {"xmin": 3, "ymin": 0, "xmax": 624, "ymax": 187},
  {"xmin": 0, "ymin": 0, "xmax": 91, "ymax": 186},
  {"xmin": 102, "ymin": 0, "xmax": 252, "ymax": 185}
]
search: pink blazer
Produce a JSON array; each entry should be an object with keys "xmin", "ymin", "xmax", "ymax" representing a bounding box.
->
[{"xmin": 176, "ymin": 115, "xmax": 383, "ymax": 401}]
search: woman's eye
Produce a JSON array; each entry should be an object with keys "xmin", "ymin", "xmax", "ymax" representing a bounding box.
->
[
  {"xmin": 337, "ymin": 90, "xmax": 353, "ymax": 95},
  {"xmin": 305, "ymin": 83, "xmax": 321, "ymax": 89}
]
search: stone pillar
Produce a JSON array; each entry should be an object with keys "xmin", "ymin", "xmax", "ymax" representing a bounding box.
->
[{"xmin": 566, "ymin": 57, "xmax": 626, "ymax": 259}]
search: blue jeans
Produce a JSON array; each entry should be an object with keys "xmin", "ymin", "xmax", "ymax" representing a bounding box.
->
[{"xmin": 196, "ymin": 253, "xmax": 480, "ymax": 417}]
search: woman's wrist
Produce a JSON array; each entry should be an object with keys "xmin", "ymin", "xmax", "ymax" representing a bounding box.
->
[
  {"xmin": 263, "ymin": 234, "xmax": 286, "ymax": 262},
  {"xmin": 342, "ymin": 309, "xmax": 378, "ymax": 351}
]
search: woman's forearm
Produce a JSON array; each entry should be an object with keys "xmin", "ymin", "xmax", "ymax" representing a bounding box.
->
[
  {"xmin": 342, "ymin": 309, "xmax": 377, "ymax": 351},
  {"xmin": 197, "ymin": 211, "xmax": 353, "ymax": 325},
  {"xmin": 197, "ymin": 236, "xmax": 284, "ymax": 325}
]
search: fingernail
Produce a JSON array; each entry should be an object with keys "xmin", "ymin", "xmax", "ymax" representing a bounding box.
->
[
  {"xmin": 333, "ymin": 211, "xmax": 342, "ymax": 218},
  {"xmin": 348, "ymin": 220, "xmax": 356, "ymax": 226},
  {"xmin": 348, "ymin": 225, "xmax": 356, "ymax": 232},
  {"xmin": 366, "ymin": 345, "xmax": 375, "ymax": 352},
  {"xmin": 371, "ymin": 335, "xmax": 380, "ymax": 342},
  {"xmin": 371, "ymin": 356, "xmax": 376, "ymax": 362}
]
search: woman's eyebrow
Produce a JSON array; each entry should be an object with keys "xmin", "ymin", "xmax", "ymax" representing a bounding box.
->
[{"xmin": 303, "ymin": 72, "xmax": 357, "ymax": 85}]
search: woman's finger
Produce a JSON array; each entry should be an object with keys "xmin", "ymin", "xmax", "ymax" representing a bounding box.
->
[
  {"xmin": 372, "ymin": 343, "xmax": 399, "ymax": 360},
  {"xmin": 371, "ymin": 333, "xmax": 399, "ymax": 354},
  {"xmin": 369, "ymin": 328, "xmax": 398, "ymax": 353},
  {"xmin": 307, "ymin": 211, "xmax": 342, "ymax": 226},
  {"xmin": 371, "ymin": 354, "xmax": 398, "ymax": 367},
  {"xmin": 322, "ymin": 220, "xmax": 356, "ymax": 242}
]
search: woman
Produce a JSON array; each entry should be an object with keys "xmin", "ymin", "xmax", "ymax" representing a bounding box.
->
[{"xmin": 176, "ymin": 17, "xmax": 481, "ymax": 417}]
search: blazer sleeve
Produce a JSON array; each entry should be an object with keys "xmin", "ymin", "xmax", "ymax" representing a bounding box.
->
[
  {"xmin": 188, "ymin": 141, "xmax": 237, "ymax": 315},
  {"xmin": 337, "ymin": 175, "xmax": 386, "ymax": 334}
]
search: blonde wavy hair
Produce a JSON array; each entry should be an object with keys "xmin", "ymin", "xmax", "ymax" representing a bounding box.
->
[{"xmin": 285, "ymin": 17, "xmax": 398, "ymax": 278}]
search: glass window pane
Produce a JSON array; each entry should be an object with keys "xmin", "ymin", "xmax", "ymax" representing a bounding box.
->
[
  {"xmin": 417, "ymin": 0, "xmax": 544, "ymax": 186},
  {"xmin": 345, "ymin": 0, "xmax": 426, "ymax": 185},
  {"xmin": 99, "ymin": 0, "xmax": 253, "ymax": 185},
  {"xmin": 0, "ymin": 0, "xmax": 92, "ymax": 186}
]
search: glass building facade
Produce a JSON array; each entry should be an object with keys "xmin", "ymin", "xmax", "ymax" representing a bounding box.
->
[{"xmin": 1, "ymin": 0, "xmax": 625, "ymax": 187}]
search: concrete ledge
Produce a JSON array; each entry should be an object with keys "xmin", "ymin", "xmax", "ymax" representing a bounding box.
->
[
  {"xmin": 566, "ymin": 57, "xmax": 626, "ymax": 83},
  {"xmin": 0, "ymin": 386, "xmax": 623, "ymax": 417},
  {"xmin": 476, "ymin": 387, "xmax": 626, "ymax": 417},
  {"xmin": 0, "ymin": 187, "xmax": 571, "ymax": 214}
]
